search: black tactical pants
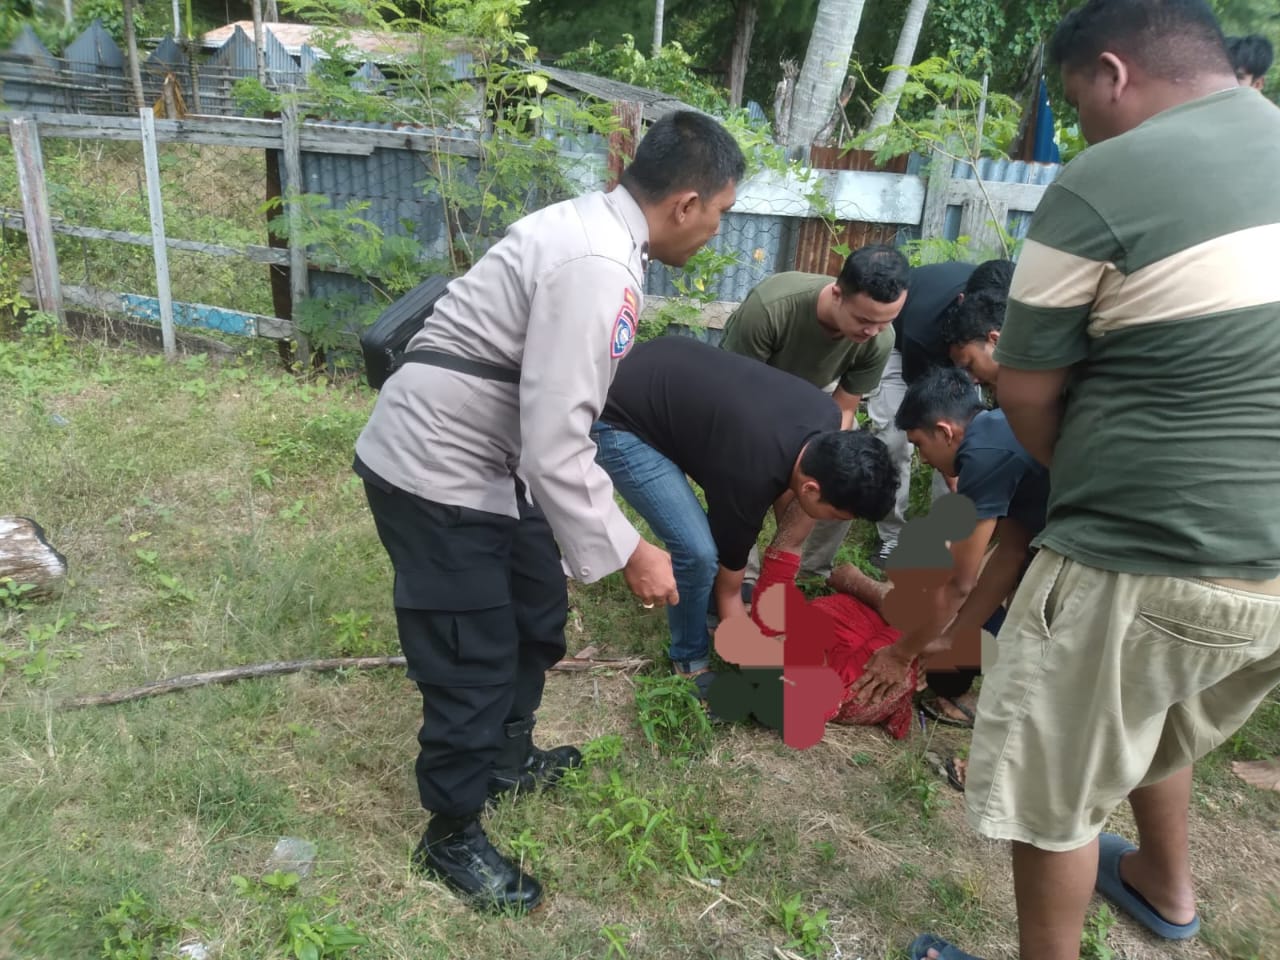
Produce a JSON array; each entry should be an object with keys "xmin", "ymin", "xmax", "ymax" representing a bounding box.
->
[{"xmin": 359, "ymin": 462, "xmax": 567, "ymax": 818}]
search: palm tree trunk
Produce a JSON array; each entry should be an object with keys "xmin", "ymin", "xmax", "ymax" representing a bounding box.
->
[
  {"xmin": 121, "ymin": 0, "xmax": 146, "ymax": 111},
  {"xmin": 784, "ymin": 0, "xmax": 868, "ymax": 162},
  {"xmin": 727, "ymin": 0, "xmax": 759, "ymax": 109},
  {"xmin": 865, "ymin": 0, "xmax": 930, "ymax": 145}
]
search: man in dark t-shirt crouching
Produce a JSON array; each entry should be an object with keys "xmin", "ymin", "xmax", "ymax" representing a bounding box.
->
[
  {"xmin": 593, "ymin": 335, "xmax": 899, "ymax": 699},
  {"xmin": 852, "ymin": 367, "xmax": 1049, "ymax": 743}
]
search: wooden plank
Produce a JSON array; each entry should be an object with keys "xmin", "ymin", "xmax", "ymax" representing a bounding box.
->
[
  {"xmin": 9, "ymin": 117, "xmax": 64, "ymax": 322},
  {"xmin": 139, "ymin": 108, "xmax": 177, "ymax": 358},
  {"xmin": 945, "ymin": 177, "xmax": 1050, "ymax": 216},
  {"xmin": 732, "ymin": 166, "xmax": 926, "ymax": 224},
  {"xmin": 606, "ymin": 100, "xmax": 642, "ymax": 189},
  {"xmin": 919, "ymin": 146, "xmax": 955, "ymax": 243},
  {"xmin": 0, "ymin": 212, "xmax": 291, "ymax": 265},
  {"xmin": 958, "ymin": 196, "xmax": 1012, "ymax": 259},
  {"xmin": 58, "ymin": 283, "xmax": 295, "ymax": 340},
  {"xmin": 0, "ymin": 111, "xmax": 484, "ymax": 157},
  {"xmin": 281, "ymin": 100, "xmax": 311, "ymax": 370}
]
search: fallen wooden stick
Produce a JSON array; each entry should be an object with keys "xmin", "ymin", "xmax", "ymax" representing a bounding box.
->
[{"xmin": 59, "ymin": 651, "xmax": 651, "ymax": 709}]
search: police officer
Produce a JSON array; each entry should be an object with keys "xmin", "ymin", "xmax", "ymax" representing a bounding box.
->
[{"xmin": 352, "ymin": 111, "xmax": 746, "ymax": 915}]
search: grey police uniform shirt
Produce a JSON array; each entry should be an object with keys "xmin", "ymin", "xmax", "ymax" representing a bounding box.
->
[{"xmin": 354, "ymin": 186, "xmax": 651, "ymax": 585}]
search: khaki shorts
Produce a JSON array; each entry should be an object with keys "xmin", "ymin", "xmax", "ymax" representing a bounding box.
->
[{"xmin": 965, "ymin": 547, "xmax": 1280, "ymax": 852}]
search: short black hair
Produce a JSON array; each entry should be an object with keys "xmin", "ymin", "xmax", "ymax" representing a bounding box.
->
[
  {"xmin": 836, "ymin": 244, "xmax": 911, "ymax": 304},
  {"xmin": 1227, "ymin": 34, "xmax": 1275, "ymax": 79},
  {"xmin": 620, "ymin": 111, "xmax": 746, "ymax": 205},
  {"xmin": 942, "ymin": 289, "xmax": 1008, "ymax": 348},
  {"xmin": 1048, "ymin": 0, "xmax": 1232, "ymax": 82},
  {"xmin": 800, "ymin": 430, "xmax": 899, "ymax": 522},
  {"xmin": 894, "ymin": 367, "xmax": 986, "ymax": 433},
  {"xmin": 966, "ymin": 259, "xmax": 1015, "ymax": 297}
]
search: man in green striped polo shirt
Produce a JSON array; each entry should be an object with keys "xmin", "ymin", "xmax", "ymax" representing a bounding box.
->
[{"xmin": 910, "ymin": 3, "xmax": 1280, "ymax": 960}]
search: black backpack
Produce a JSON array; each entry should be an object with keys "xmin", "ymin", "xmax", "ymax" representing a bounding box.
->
[{"xmin": 359, "ymin": 275, "xmax": 452, "ymax": 391}]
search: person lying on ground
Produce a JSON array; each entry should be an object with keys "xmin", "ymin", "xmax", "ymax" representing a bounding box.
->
[{"xmin": 745, "ymin": 545, "xmax": 921, "ymax": 739}]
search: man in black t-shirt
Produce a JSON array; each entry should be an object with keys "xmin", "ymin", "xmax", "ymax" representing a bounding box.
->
[
  {"xmin": 593, "ymin": 335, "xmax": 898, "ymax": 698},
  {"xmin": 866, "ymin": 260, "xmax": 1014, "ymax": 570}
]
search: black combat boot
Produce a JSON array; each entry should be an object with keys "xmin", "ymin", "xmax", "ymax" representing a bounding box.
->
[
  {"xmin": 486, "ymin": 715, "xmax": 583, "ymax": 803},
  {"xmin": 412, "ymin": 814, "xmax": 543, "ymax": 914}
]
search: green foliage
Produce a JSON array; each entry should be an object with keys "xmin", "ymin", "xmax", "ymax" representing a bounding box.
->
[
  {"xmin": 328, "ymin": 609, "xmax": 391, "ymax": 657},
  {"xmin": 632, "ymin": 673, "xmax": 714, "ymax": 757},
  {"xmin": 772, "ymin": 891, "xmax": 832, "ymax": 958},
  {"xmin": 850, "ymin": 53, "xmax": 1025, "ymax": 261},
  {"xmin": 557, "ymin": 34, "xmax": 731, "ymax": 114},
  {"xmin": 562, "ymin": 762, "xmax": 757, "ymax": 884},
  {"xmin": 0, "ymin": 577, "xmax": 37, "ymax": 612},
  {"xmin": 902, "ymin": 226, "xmax": 1021, "ymax": 269},
  {"xmin": 236, "ymin": 0, "xmax": 626, "ymax": 372},
  {"xmin": 1055, "ymin": 119, "xmax": 1089, "ymax": 164},
  {"xmin": 261, "ymin": 194, "xmax": 428, "ymax": 353},
  {"xmin": 599, "ymin": 923, "xmax": 632, "ymax": 959},
  {"xmin": 281, "ymin": 903, "xmax": 368, "ymax": 960},
  {"xmin": 852, "ymin": 53, "xmax": 1022, "ymax": 167},
  {"xmin": 923, "ymin": 2, "xmax": 1067, "ymax": 89},
  {"xmin": 232, "ymin": 871, "xmax": 369, "ymax": 960},
  {"xmin": 98, "ymin": 890, "xmax": 184, "ymax": 960},
  {"xmin": 1080, "ymin": 904, "xmax": 1119, "ymax": 960},
  {"xmin": 0, "ymin": 255, "xmax": 33, "ymax": 335}
]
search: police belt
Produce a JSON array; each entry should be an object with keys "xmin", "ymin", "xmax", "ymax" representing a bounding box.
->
[{"xmin": 401, "ymin": 349, "xmax": 520, "ymax": 384}]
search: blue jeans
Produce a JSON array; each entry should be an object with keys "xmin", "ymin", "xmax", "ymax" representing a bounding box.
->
[{"xmin": 590, "ymin": 421, "xmax": 718, "ymax": 672}]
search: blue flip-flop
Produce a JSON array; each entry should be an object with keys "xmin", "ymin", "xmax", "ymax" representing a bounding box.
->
[
  {"xmin": 1095, "ymin": 833, "xmax": 1201, "ymax": 940},
  {"xmin": 907, "ymin": 933, "xmax": 985, "ymax": 959}
]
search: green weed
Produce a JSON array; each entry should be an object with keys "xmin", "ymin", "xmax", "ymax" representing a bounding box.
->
[{"xmin": 633, "ymin": 672, "xmax": 714, "ymax": 758}]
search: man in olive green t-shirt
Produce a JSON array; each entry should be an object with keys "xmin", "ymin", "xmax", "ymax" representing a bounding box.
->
[{"xmin": 720, "ymin": 244, "xmax": 909, "ymax": 586}]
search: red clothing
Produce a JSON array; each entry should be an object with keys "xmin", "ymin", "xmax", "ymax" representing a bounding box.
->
[{"xmin": 751, "ymin": 548, "xmax": 918, "ymax": 740}]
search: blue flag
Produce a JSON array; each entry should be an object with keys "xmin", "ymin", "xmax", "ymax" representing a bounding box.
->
[{"xmin": 1033, "ymin": 76, "xmax": 1061, "ymax": 164}]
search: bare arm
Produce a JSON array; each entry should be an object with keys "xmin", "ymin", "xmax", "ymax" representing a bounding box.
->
[
  {"xmin": 827, "ymin": 563, "xmax": 892, "ymax": 610},
  {"xmin": 891, "ymin": 518, "xmax": 997, "ymax": 660},
  {"xmin": 935, "ymin": 520, "xmax": 1033, "ymax": 649},
  {"xmin": 995, "ymin": 367, "xmax": 1071, "ymax": 469},
  {"xmin": 832, "ymin": 387, "xmax": 862, "ymax": 431},
  {"xmin": 730, "ymin": 496, "xmax": 816, "ymax": 616},
  {"xmin": 770, "ymin": 495, "xmax": 817, "ymax": 554},
  {"xmin": 849, "ymin": 519, "xmax": 997, "ymax": 706},
  {"xmin": 714, "ymin": 564, "xmax": 748, "ymax": 621}
]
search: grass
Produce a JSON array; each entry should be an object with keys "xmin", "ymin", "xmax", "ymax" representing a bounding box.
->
[{"xmin": 1, "ymin": 323, "xmax": 1278, "ymax": 960}]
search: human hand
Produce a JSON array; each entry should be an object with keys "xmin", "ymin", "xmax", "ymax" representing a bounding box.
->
[
  {"xmin": 849, "ymin": 644, "xmax": 912, "ymax": 706},
  {"xmin": 624, "ymin": 538, "xmax": 680, "ymax": 607}
]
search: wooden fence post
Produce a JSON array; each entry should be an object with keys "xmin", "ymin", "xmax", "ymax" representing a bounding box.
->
[
  {"xmin": 281, "ymin": 101, "xmax": 311, "ymax": 372},
  {"xmin": 918, "ymin": 144, "xmax": 955, "ymax": 252},
  {"xmin": 9, "ymin": 117, "xmax": 65, "ymax": 324},
  {"xmin": 606, "ymin": 101, "xmax": 643, "ymax": 190},
  {"xmin": 139, "ymin": 108, "xmax": 177, "ymax": 358}
]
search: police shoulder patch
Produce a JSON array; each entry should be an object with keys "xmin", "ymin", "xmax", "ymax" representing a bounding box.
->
[{"xmin": 610, "ymin": 288, "xmax": 639, "ymax": 359}]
